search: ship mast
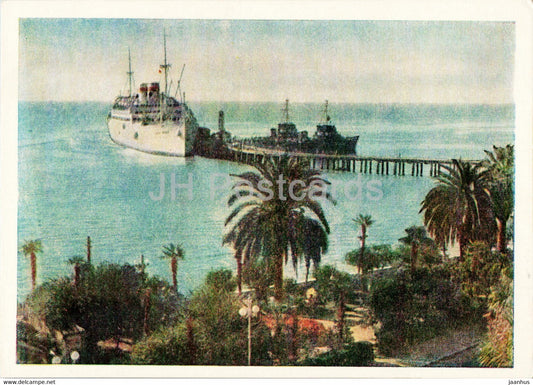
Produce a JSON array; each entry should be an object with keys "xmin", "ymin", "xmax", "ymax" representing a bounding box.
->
[
  {"xmin": 127, "ymin": 48, "xmax": 134, "ymax": 97},
  {"xmin": 160, "ymin": 30, "xmax": 171, "ymax": 96}
]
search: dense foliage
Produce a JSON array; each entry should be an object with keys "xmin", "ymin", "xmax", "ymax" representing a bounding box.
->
[
  {"xmin": 458, "ymin": 242, "xmax": 511, "ymax": 300},
  {"xmin": 26, "ymin": 263, "xmax": 182, "ymax": 363},
  {"xmin": 242, "ymin": 259, "xmax": 275, "ymax": 302},
  {"xmin": 370, "ymin": 265, "xmax": 481, "ymax": 356},
  {"xmin": 478, "ymin": 268, "xmax": 513, "ymax": 367},
  {"xmin": 132, "ymin": 268, "xmax": 273, "ymax": 365},
  {"xmin": 298, "ymin": 342, "xmax": 374, "ymax": 366},
  {"xmin": 345, "ymin": 244, "xmax": 399, "ymax": 291}
]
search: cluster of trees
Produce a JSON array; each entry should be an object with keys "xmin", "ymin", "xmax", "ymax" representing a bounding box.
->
[
  {"xmin": 421, "ymin": 145, "xmax": 514, "ymax": 367},
  {"xmin": 369, "ymin": 264, "xmax": 482, "ymax": 356},
  {"xmin": 18, "ymin": 145, "xmax": 514, "ymax": 367},
  {"xmin": 421, "ymin": 145, "xmax": 514, "ymax": 258},
  {"xmin": 19, "ymin": 258, "xmax": 373, "ymax": 365},
  {"xmin": 133, "ymin": 265, "xmax": 378, "ymax": 366},
  {"xmin": 131, "ymin": 269, "xmax": 273, "ymax": 365},
  {"xmin": 222, "ymin": 146, "xmax": 513, "ymax": 366},
  {"xmin": 18, "ymin": 239, "xmax": 188, "ymax": 364},
  {"xmin": 363, "ymin": 239, "xmax": 513, "ymax": 362},
  {"xmin": 341, "ymin": 146, "xmax": 514, "ymax": 365},
  {"xmin": 21, "ymin": 261, "xmax": 183, "ymax": 364}
]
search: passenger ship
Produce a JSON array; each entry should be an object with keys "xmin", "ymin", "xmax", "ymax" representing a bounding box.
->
[{"xmin": 107, "ymin": 34, "xmax": 198, "ymax": 157}]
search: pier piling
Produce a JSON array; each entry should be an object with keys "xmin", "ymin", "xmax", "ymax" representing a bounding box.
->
[{"xmin": 227, "ymin": 144, "xmax": 473, "ymax": 179}]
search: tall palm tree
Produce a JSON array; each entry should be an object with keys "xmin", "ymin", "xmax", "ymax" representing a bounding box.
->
[
  {"xmin": 233, "ymin": 250, "xmax": 244, "ymax": 295},
  {"xmin": 482, "ymin": 145, "xmax": 514, "ymax": 253},
  {"xmin": 352, "ymin": 214, "xmax": 374, "ymax": 286},
  {"xmin": 224, "ymin": 155, "xmax": 333, "ymax": 301},
  {"xmin": 86, "ymin": 236, "xmax": 92, "ymax": 264},
  {"xmin": 161, "ymin": 243, "xmax": 185, "ymax": 292},
  {"xmin": 399, "ymin": 226, "xmax": 434, "ymax": 274},
  {"xmin": 302, "ymin": 217, "xmax": 329, "ymax": 284},
  {"xmin": 135, "ymin": 254, "xmax": 149, "ymax": 280},
  {"xmin": 68, "ymin": 256, "xmax": 86, "ymax": 287},
  {"xmin": 20, "ymin": 240, "xmax": 43, "ymax": 291},
  {"xmin": 142, "ymin": 287, "xmax": 152, "ymax": 336},
  {"xmin": 420, "ymin": 159, "xmax": 494, "ymax": 260}
]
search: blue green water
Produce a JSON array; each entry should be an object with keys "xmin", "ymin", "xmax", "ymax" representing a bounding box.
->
[{"xmin": 17, "ymin": 102, "xmax": 514, "ymax": 302}]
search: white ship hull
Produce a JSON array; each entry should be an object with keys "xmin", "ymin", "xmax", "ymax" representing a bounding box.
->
[{"xmin": 107, "ymin": 115, "xmax": 195, "ymax": 157}]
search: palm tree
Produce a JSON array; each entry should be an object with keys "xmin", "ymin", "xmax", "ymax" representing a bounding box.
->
[
  {"xmin": 135, "ymin": 254, "xmax": 149, "ymax": 280},
  {"xmin": 224, "ymin": 155, "xmax": 333, "ymax": 301},
  {"xmin": 68, "ymin": 256, "xmax": 86, "ymax": 287},
  {"xmin": 20, "ymin": 240, "xmax": 43, "ymax": 291},
  {"xmin": 482, "ymin": 145, "xmax": 514, "ymax": 253},
  {"xmin": 142, "ymin": 287, "xmax": 152, "ymax": 336},
  {"xmin": 399, "ymin": 226, "xmax": 435, "ymax": 274},
  {"xmin": 345, "ymin": 244, "xmax": 396, "ymax": 290},
  {"xmin": 352, "ymin": 214, "xmax": 374, "ymax": 287},
  {"xmin": 420, "ymin": 159, "xmax": 494, "ymax": 260},
  {"xmin": 302, "ymin": 217, "xmax": 329, "ymax": 284},
  {"xmin": 233, "ymin": 250, "xmax": 244, "ymax": 295},
  {"xmin": 86, "ymin": 236, "xmax": 92, "ymax": 264},
  {"xmin": 161, "ymin": 243, "xmax": 185, "ymax": 292}
]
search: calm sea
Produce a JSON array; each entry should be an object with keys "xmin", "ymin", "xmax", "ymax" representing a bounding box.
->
[{"xmin": 17, "ymin": 102, "xmax": 514, "ymax": 302}]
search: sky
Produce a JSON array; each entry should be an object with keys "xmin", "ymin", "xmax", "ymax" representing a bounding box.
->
[{"xmin": 18, "ymin": 19, "xmax": 515, "ymax": 104}]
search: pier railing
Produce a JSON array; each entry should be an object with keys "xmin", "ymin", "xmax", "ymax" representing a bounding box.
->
[{"xmin": 227, "ymin": 143, "xmax": 480, "ymax": 177}]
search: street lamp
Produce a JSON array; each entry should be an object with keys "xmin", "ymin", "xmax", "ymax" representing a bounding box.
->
[
  {"xmin": 239, "ymin": 297, "xmax": 260, "ymax": 366},
  {"xmin": 70, "ymin": 350, "xmax": 80, "ymax": 364}
]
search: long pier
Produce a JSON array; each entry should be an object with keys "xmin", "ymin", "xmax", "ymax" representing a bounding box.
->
[{"xmin": 228, "ymin": 144, "xmax": 478, "ymax": 177}]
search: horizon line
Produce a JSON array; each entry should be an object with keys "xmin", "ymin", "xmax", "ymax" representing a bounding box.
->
[{"xmin": 17, "ymin": 99, "xmax": 516, "ymax": 106}]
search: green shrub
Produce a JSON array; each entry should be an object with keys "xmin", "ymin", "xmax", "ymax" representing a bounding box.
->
[
  {"xmin": 298, "ymin": 342, "xmax": 374, "ymax": 366},
  {"xmin": 131, "ymin": 324, "xmax": 193, "ymax": 365},
  {"xmin": 459, "ymin": 242, "xmax": 511, "ymax": 300},
  {"xmin": 478, "ymin": 268, "xmax": 513, "ymax": 367},
  {"xmin": 187, "ymin": 269, "xmax": 273, "ymax": 365},
  {"xmin": 204, "ymin": 268, "xmax": 237, "ymax": 293},
  {"xmin": 370, "ymin": 265, "xmax": 480, "ymax": 355}
]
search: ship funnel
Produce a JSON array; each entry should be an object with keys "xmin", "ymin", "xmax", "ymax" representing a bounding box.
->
[
  {"xmin": 140, "ymin": 83, "xmax": 148, "ymax": 103},
  {"xmin": 148, "ymin": 82, "xmax": 160, "ymax": 101}
]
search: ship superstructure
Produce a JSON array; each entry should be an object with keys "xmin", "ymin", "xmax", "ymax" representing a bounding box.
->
[
  {"xmin": 267, "ymin": 99, "xmax": 359, "ymax": 155},
  {"xmin": 314, "ymin": 100, "xmax": 359, "ymax": 155}
]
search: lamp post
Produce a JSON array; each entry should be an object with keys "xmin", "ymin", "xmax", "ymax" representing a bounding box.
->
[
  {"xmin": 70, "ymin": 350, "xmax": 80, "ymax": 364},
  {"xmin": 239, "ymin": 297, "xmax": 260, "ymax": 366}
]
